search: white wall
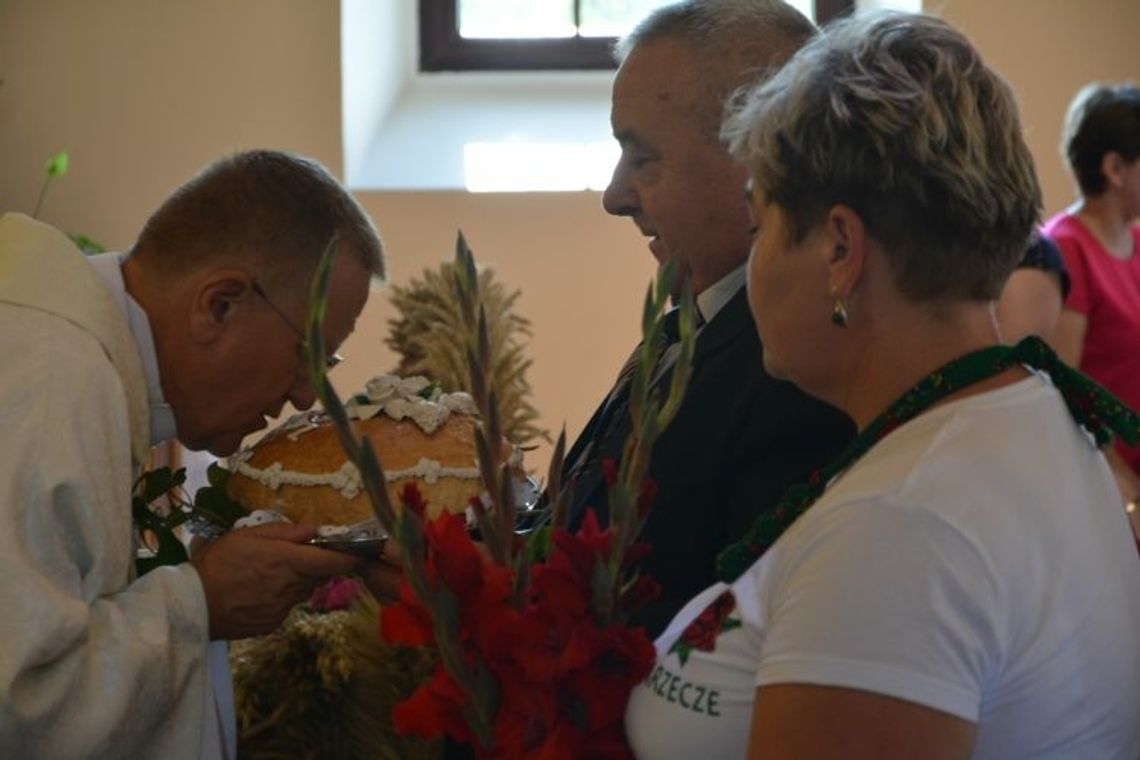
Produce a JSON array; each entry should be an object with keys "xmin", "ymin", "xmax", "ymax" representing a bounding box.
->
[{"xmin": 341, "ymin": 0, "xmax": 411, "ymax": 187}]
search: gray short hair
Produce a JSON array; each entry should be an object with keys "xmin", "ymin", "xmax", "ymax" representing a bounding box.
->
[
  {"xmin": 132, "ymin": 150, "xmax": 384, "ymax": 301},
  {"xmin": 617, "ymin": 0, "xmax": 816, "ymax": 136},
  {"xmin": 723, "ymin": 11, "xmax": 1041, "ymax": 302}
]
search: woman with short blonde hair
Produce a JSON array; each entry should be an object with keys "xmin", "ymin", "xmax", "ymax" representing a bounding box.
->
[{"xmin": 624, "ymin": 11, "xmax": 1140, "ymax": 759}]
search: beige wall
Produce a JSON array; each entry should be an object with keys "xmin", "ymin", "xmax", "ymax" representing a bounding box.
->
[
  {"xmin": 350, "ymin": 190, "xmax": 651, "ymax": 463},
  {"xmin": 0, "ymin": 0, "xmax": 344, "ymax": 245},
  {"xmin": 2, "ymin": 0, "xmax": 1137, "ymax": 474},
  {"xmin": 932, "ymin": 0, "xmax": 1140, "ymax": 216},
  {"xmin": 0, "ymin": 0, "xmax": 650, "ymax": 474}
]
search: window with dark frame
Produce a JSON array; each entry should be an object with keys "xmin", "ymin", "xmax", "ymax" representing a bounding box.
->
[{"xmin": 420, "ymin": 0, "xmax": 856, "ymax": 72}]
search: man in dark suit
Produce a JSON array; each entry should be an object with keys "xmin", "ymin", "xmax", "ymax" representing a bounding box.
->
[
  {"xmin": 362, "ymin": 1, "xmax": 855, "ymax": 644},
  {"xmin": 565, "ymin": 0, "xmax": 855, "ymax": 638}
]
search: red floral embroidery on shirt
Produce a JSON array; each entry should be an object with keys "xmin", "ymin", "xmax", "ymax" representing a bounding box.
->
[{"xmin": 668, "ymin": 590, "xmax": 741, "ymax": 667}]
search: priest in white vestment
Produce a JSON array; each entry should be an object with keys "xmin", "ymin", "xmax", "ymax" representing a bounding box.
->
[{"xmin": 0, "ymin": 149, "xmax": 385, "ymax": 758}]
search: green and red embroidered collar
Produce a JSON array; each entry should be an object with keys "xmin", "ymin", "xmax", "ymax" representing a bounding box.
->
[{"xmin": 717, "ymin": 336, "xmax": 1140, "ymax": 583}]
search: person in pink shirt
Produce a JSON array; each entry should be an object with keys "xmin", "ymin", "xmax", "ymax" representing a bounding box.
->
[{"xmin": 1045, "ymin": 83, "xmax": 1140, "ymax": 534}]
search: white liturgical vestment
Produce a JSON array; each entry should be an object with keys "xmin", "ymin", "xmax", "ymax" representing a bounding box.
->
[{"xmin": 0, "ymin": 213, "xmax": 216, "ymax": 759}]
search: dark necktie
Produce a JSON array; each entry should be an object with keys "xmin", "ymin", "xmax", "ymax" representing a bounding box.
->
[{"xmin": 565, "ymin": 306, "xmax": 699, "ymax": 488}]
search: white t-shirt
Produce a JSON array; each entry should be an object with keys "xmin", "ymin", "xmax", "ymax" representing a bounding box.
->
[{"xmin": 626, "ymin": 375, "xmax": 1140, "ymax": 759}]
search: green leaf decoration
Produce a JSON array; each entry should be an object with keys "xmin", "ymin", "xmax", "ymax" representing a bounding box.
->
[
  {"xmin": 69, "ymin": 233, "xmax": 106, "ymax": 255},
  {"xmin": 524, "ymin": 524, "xmax": 551, "ymax": 563},
  {"xmin": 305, "ymin": 236, "xmax": 338, "ymax": 391},
  {"xmin": 467, "ymin": 660, "xmax": 501, "ymax": 748},
  {"xmin": 206, "ymin": 461, "xmax": 231, "ymax": 489},
  {"xmin": 301, "ymin": 233, "xmax": 402, "ymax": 537},
  {"xmin": 640, "ymin": 282, "xmax": 656, "ymax": 345},
  {"xmin": 590, "ymin": 554, "xmax": 613, "ymax": 624},
  {"xmin": 140, "ymin": 466, "xmax": 181, "ymax": 503},
  {"xmin": 132, "ymin": 467, "xmax": 192, "ymax": 576},
  {"xmin": 134, "ymin": 523, "xmax": 189, "ymax": 576},
  {"xmin": 193, "ymin": 482, "xmax": 247, "ymax": 529},
  {"xmin": 44, "ymin": 151, "xmax": 69, "ymax": 177},
  {"xmin": 671, "ymin": 640, "xmax": 694, "ymax": 667},
  {"xmin": 132, "ymin": 462, "xmax": 247, "ymax": 576}
]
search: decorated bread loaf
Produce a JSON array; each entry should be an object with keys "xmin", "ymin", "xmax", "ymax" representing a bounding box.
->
[{"xmin": 227, "ymin": 375, "xmax": 515, "ymax": 525}]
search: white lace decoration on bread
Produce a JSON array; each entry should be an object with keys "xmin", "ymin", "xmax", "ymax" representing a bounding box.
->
[
  {"xmin": 231, "ymin": 457, "xmax": 483, "ymax": 500},
  {"xmin": 358, "ymin": 374, "xmax": 478, "ymax": 433},
  {"xmin": 229, "ymin": 375, "xmax": 486, "ymax": 499}
]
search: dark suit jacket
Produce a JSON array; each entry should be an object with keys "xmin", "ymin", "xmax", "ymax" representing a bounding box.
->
[{"xmin": 564, "ymin": 287, "xmax": 855, "ymax": 638}]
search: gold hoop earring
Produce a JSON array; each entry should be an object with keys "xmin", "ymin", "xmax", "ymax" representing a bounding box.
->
[{"xmin": 831, "ymin": 299, "xmax": 848, "ymax": 327}]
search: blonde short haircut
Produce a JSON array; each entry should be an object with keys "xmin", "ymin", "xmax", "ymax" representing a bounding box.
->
[{"xmin": 723, "ymin": 11, "xmax": 1041, "ymax": 301}]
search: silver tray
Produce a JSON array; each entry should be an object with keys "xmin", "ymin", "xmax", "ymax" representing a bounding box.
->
[
  {"xmin": 308, "ymin": 532, "xmax": 390, "ymax": 556},
  {"xmin": 309, "ymin": 476, "xmax": 545, "ymax": 555}
]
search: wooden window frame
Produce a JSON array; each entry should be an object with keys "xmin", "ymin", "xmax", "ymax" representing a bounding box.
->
[{"xmin": 420, "ymin": 0, "xmax": 855, "ymax": 73}]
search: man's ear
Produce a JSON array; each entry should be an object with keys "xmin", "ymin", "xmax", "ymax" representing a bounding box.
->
[
  {"xmin": 188, "ymin": 269, "xmax": 255, "ymax": 344},
  {"xmin": 821, "ymin": 204, "xmax": 867, "ymax": 299}
]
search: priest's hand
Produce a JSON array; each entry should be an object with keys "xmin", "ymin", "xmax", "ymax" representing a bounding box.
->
[{"xmin": 190, "ymin": 522, "xmax": 361, "ymax": 640}]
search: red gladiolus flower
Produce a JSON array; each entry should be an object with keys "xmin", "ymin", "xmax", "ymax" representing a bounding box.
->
[
  {"xmin": 388, "ymin": 482, "xmax": 660, "ymax": 758},
  {"xmin": 564, "ymin": 624, "xmax": 656, "ymax": 731},
  {"xmin": 382, "ymin": 512, "xmax": 517, "ymax": 650},
  {"xmin": 490, "ymin": 677, "xmax": 566, "ymax": 758},
  {"xmin": 621, "ymin": 573, "xmax": 661, "ymax": 616},
  {"xmin": 393, "ymin": 663, "xmax": 475, "ymax": 744},
  {"xmin": 580, "ymin": 726, "xmax": 637, "ymax": 760},
  {"xmin": 549, "ymin": 509, "xmax": 612, "ymax": 586},
  {"xmin": 508, "ymin": 568, "xmax": 588, "ymax": 681},
  {"xmin": 467, "ymin": 593, "xmax": 524, "ymax": 666},
  {"xmin": 531, "ymin": 561, "xmax": 590, "ymax": 624},
  {"xmin": 380, "ymin": 579, "xmax": 435, "ymax": 646},
  {"xmin": 430, "ymin": 516, "xmax": 518, "ymax": 650},
  {"xmin": 425, "ymin": 512, "xmax": 487, "ymax": 599}
]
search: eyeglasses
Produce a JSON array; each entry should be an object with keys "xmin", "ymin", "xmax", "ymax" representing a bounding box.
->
[{"xmin": 251, "ymin": 279, "xmax": 344, "ymax": 370}]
